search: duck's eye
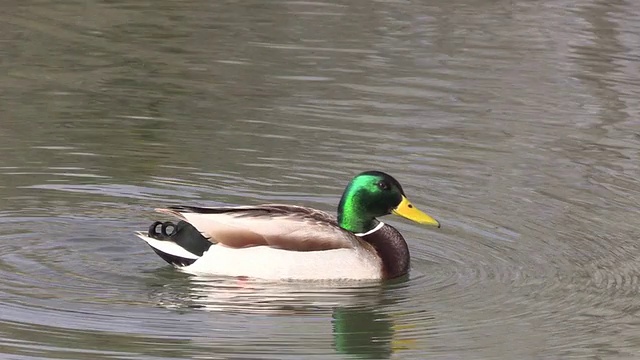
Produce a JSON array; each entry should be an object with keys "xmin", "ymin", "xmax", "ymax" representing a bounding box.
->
[{"xmin": 377, "ymin": 181, "xmax": 390, "ymax": 190}]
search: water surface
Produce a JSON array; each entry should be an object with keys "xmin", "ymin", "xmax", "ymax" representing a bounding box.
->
[{"xmin": 2, "ymin": 0, "xmax": 640, "ymax": 359}]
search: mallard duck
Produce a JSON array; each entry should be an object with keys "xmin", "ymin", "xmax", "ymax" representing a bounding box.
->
[{"xmin": 135, "ymin": 171, "xmax": 440, "ymax": 280}]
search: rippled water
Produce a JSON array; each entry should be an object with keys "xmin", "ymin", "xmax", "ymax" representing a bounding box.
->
[{"xmin": 2, "ymin": 0, "xmax": 640, "ymax": 358}]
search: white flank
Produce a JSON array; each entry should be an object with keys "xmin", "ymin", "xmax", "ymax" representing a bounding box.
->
[
  {"xmin": 182, "ymin": 244, "xmax": 383, "ymax": 280},
  {"xmin": 135, "ymin": 232, "xmax": 200, "ymax": 260}
]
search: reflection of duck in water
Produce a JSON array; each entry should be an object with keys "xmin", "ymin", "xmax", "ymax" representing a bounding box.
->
[
  {"xmin": 333, "ymin": 307, "xmax": 419, "ymax": 359},
  {"xmin": 154, "ymin": 275, "xmax": 387, "ymax": 313},
  {"xmin": 145, "ymin": 271, "xmax": 421, "ymax": 359},
  {"xmin": 136, "ymin": 171, "xmax": 440, "ymax": 280}
]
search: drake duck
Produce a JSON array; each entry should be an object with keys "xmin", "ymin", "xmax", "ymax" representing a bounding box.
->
[{"xmin": 135, "ymin": 171, "xmax": 440, "ymax": 280}]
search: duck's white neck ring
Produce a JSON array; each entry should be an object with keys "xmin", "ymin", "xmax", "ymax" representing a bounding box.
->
[{"xmin": 355, "ymin": 221, "xmax": 385, "ymax": 237}]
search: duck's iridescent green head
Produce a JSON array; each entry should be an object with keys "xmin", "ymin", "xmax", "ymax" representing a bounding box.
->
[{"xmin": 337, "ymin": 171, "xmax": 440, "ymax": 233}]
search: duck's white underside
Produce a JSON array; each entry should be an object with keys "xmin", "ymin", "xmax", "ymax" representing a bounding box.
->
[{"xmin": 135, "ymin": 232, "xmax": 383, "ymax": 280}]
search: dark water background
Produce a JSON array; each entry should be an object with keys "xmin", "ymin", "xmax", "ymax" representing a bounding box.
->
[{"xmin": 2, "ymin": 0, "xmax": 640, "ymax": 358}]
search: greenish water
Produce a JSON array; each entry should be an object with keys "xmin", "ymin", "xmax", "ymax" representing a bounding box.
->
[{"xmin": 2, "ymin": 0, "xmax": 640, "ymax": 359}]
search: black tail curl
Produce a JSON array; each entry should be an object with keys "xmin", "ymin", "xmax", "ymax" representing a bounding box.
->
[
  {"xmin": 148, "ymin": 221, "xmax": 177, "ymax": 240},
  {"xmin": 146, "ymin": 220, "xmax": 213, "ymax": 267}
]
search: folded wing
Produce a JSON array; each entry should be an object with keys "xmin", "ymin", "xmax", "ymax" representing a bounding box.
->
[{"xmin": 156, "ymin": 204, "xmax": 359, "ymax": 251}]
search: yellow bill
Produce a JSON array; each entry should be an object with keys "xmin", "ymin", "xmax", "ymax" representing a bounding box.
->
[{"xmin": 392, "ymin": 196, "xmax": 441, "ymax": 228}]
